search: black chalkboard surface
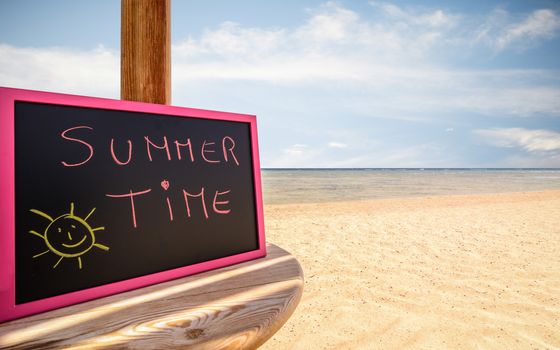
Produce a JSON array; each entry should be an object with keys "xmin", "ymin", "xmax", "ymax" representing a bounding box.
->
[{"xmin": 0, "ymin": 87, "xmax": 265, "ymax": 322}]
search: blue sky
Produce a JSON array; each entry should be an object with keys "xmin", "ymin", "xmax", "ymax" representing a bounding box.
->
[{"xmin": 1, "ymin": 0, "xmax": 559, "ymax": 167}]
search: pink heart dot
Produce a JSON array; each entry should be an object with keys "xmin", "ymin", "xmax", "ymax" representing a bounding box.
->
[{"xmin": 161, "ymin": 180, "xmax": 170, "ymax": 191}]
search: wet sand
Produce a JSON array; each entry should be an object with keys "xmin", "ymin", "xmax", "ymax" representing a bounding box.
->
[{"xmin": 262, "ymin": 190, "xmax": 560, "ymax": 349}]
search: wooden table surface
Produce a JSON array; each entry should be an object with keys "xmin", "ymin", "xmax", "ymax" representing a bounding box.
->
[{"xmin": 0, "ymin": 244, "xmax": 303, "ymax": 349}]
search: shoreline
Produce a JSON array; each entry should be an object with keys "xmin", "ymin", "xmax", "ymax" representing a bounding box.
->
[{"xmin": 264, "ymin": 188, "xmax": 560, "ymax": 208}]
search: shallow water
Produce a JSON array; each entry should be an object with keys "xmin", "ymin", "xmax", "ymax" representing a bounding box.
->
[{"xmin": 261, "ymin": 168, "xmax": 560, "ymax": 204}]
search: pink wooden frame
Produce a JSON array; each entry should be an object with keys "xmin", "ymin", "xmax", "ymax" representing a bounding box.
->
[{"xmin": 0, "ymin": 87, "xmax": 266, "ymax": 323}]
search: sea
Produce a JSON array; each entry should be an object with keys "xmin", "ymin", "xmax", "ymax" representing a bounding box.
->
[{"xmin": 260, "ymin": 168, "xmax": 560, "ymax": 204}]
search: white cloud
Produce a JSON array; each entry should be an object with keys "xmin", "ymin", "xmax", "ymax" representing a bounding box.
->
[
  {"xmin": 174, "ymin": 22, "xmax": 285, "ymax": 59},
  {"xmin": 296, "ymin": 2, "xmax": 361, "ymax": 44},
  {"xmin": 423, "ymin": 10, "xmax": 457, "ymax": 28},
  {"xmin": 173, "ymin": 1, "xmax": 462, "ymax": 73},
  {"xmin": 0, "ymin": 44, "xmax": 118, "ymax": 98},
  {"xmin": 328, "ymin": 142, "xmax": 348, "ymax": 149},
  {"xmin": 169, "ymin": 3, "xmax": 560, "ymax": 118},
  {"xmin": 496, "ymin": 9, "xmax": 560, "ymax": 51},
  {"xmin": 265, "ymin": 141, "xmax": 456, "ymax": 168},
  {"xmin": 284, "ymin": 144, "xmax": 310, "ymax": 156},
  {"xmin": 269, "ymin": 144, "xmax": 322, "ymax": 167},
  {"xmin": 474, "ymin": 128, "xmax": 560, "ymax": 152},
  {"xmin": 366, "ymin": 143, "xmax": 454, "ymax": 167},
  {"xmin": 372, "ymin": 2, "xmax": 459, "ymax": 28}
]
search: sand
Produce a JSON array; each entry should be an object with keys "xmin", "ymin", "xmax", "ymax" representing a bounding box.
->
[{"xmin": 261, "ymin": 190, "xmax": 560, "ymax": 349}]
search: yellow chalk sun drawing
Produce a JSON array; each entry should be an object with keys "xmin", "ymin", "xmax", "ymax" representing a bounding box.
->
[{"xmin": 29, "ymin": 203, "xmax": 109, "ymax": 270}]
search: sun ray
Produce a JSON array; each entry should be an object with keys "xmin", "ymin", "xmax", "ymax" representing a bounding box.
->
[
  {"xmin": 33, "ymin": 250, "xmax": 50, "ymax": 258},
  {"xmin": 84, "ymin": 207, "xmax": 96, "ymax": 221},
  {"xmin": 29, "ymin": 230, "xmax": 45, "ymax": 239},
  {"xmin": 94, "ymin": 243, "xmax": 110, "ymax": 251},
  {"xmin": 69, "ymin": 202, "xmax": 74, "ymax": 216},
  {"xmin": 53, "ymin": 256, "xmax": 64, "ymax": 269},
  {"xmin": 92, "ymin": 226, "xmax": 105, "ymax": 232},
  {"xmin": 30, "ymin": 209, "xmax": 53, "ymax": 222},
  {"xmin": 78, "ymin": 257, "xmax": 82, "ymax": 269}
]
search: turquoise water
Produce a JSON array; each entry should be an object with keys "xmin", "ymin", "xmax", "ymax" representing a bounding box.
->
[{"xmin": 261, "ymin": 169, "xmax": 560, "ymax": 204}]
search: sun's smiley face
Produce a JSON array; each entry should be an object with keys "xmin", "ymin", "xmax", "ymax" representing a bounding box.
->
[{"xmin": 45, "ymin": 215, "xmax": 95, "ymax": 257}]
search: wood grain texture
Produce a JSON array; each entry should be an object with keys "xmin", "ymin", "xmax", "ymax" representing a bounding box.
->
[
  {"xmin": 121, "ymin": 0, "xmax": 171, "ymax": 104},
  {"xmin": 0, "ymin": 244, "xmax": 304, "ymax": 349}
]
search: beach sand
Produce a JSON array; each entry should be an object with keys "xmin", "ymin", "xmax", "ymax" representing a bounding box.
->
[{"xmin": 261, "ymin": 190, "xmax": 560, "ymax": 349}]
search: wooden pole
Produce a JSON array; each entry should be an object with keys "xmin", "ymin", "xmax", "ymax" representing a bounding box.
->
[{"xmin": 121, "ymin": 0, "xmax": 171, "ymax": 104}]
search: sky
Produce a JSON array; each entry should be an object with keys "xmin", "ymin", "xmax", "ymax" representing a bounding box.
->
[{"xmin": 1, "ymin": 0, "xmax": 560, "ymax": 168}]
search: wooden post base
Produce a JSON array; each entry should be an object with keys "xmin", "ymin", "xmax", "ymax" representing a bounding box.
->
[{"xmin": 0, "ymin": 244, "xmax": 303, "ymax": 349}]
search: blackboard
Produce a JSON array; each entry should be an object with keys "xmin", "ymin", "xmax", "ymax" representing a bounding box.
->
[{"xmin": 0, "ymin": 87, "xmax": 266, "ymax": 322}]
